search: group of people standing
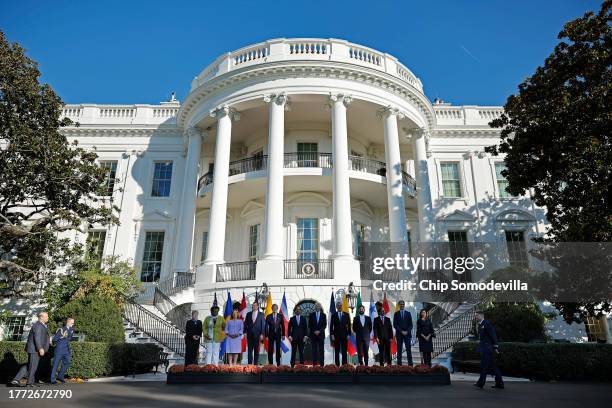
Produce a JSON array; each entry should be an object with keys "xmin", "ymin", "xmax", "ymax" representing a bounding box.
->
[{"xmin": 184, "ymin": 299, "xmax": 437, "ymax": 367}]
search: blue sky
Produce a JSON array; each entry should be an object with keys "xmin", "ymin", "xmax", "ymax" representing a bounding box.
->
[{"xmin": 0, "ymin": 0, "xmax": 602, "ymax": 106}]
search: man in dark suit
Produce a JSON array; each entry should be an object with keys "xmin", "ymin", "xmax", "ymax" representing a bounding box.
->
[
  {"xmin": 265, "ymin": 304, "xmax": 285, "ymax": 366},
  {"xmin": 184, "ymin": 310, "xmax": 202, "ymax": 365},
  {"xmin": 11, "ymin": 312, "xmax": 50, "ymax": 387},
  {"xmin": 330, "ymin": 302, "xmax": 351, "ymax": 366},
  {"xmin": 308, "ymin": 302, "xmax": 326, "ymax": 366},
  {"xmin": 352, "ymin": 305, "xmax": 372, "ymax": 366},
  {"xmin": 393, "ymin": 300, "xmax": 413, "ymax": 365},
  {"xmin": 50, "ymin": 317, "xmax": 74, "ymax": 384},
  {"xmin": 244, "ymin": 301, "xmax": 265, "ymax": 365},
  {"xmin": 474, "ymin": 311, "xmax": 504, "ymax": 389},
  {"xmin": 373, "ymin": 302, "xmax": 393, "ymax": 366},
  {"xmin": 288, "ymin": 305, "xmax": 308, "ymax": 367}
]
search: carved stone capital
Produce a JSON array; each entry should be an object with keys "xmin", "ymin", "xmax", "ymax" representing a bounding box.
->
[
  {"xmin": 210, "ymin": 105, "xmax": 240, "ymax": 121},
  {"xmin": 328, "ymin": 93, "xmax": 352, "ymax": 108},
  {"xmin": 402, "ymin": 126, "xmax": 426, "ymax": 139},
  {"xmin": 376, "ymin": 105, "xmax": 405, "ymax": 120}
]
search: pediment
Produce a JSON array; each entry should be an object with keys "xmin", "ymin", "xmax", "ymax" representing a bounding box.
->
[
  {"xmin": 437, "ymin": 210, "xmax": 475, "ymax": 222},
  {"xmin": 133, "ymin": 209, "xmax": 174, "ymax": 222},
  {"xmin": 495, "ymin": 209, "xmax": 535, "ymax": 222}
]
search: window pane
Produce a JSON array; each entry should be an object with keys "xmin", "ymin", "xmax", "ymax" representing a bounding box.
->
[
  {"xmin": 151, "ymin": 162, "xmax": 173, "ymax": 197},
  {"xmin": 86, "ymin": 230, "xmax": 107, "ymax": 266},
  {"xmin": 200, "ymin": 231, "xmax": 208, "ymax": 262},
  {"xmin": 100, "ymin": 161, "xmax": 118, "ymax": 196},
  {"xmin": 505, "ymin": 230, "xmax": 528, "ymax": 267},
  {"xmin": 495, "ymin": 162, "xmax": 511, "ymax": 198},
  {"xmin": 6, "ymin": 316, "xmax": 26, "ymax": 341},
  {"xmin": 249, "ymin": 224, "xmax": 259, "ymax": 260},
  {"xmin": 141, "ymin": 231, "xmax": 165, "ymax": 282},
  {"xmin": 297, "ymin": 218, "xmax": 319, "ymax": 261},
  {"xmin": 440, "ymin": 162, "xmax": 461, "ymax": 197}
]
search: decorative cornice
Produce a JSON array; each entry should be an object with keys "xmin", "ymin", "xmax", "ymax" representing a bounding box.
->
[
  {"xmin": 60, "ymin": 126, "xmax": 180, "ymax": 138},
  {"xmin": 178, "ymin": 61, "xmax": 436, "ymax": 130},
  {"xmin": 432, "ymin": 128, "xmax": 502, "ymax": 138}
]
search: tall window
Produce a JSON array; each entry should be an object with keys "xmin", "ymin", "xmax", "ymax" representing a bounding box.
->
[
  {"xmin": 5, "ymin": 316, "xmax": 26, "ymax": 341},
  {"xmin": 505, "ymin": 231, "xmax": 528, "ymax": 267},
  {"xmin": 297, "ymin": 143, "xmax": 318, "ymax": 167},
  {"xmin": 100, "ymin": 161, "xmax": 118, "ymax": 196},
  {"xmin": 141, "ymin": 231, "xmax": 165, "ymax": 282},
  {"xmin": 86, "ymin": 230, "xmax": 107, "ymax": 265},
  {"xmin": 200, "ymin": 231, "xmax": 209, "ymax": 263},
  {"xmin": 297, "ymin": 218, "xmax": 319, "ymax": 262},
  {"xmin": 151, "ymin": 161, "xmax": 173, "ymax": 197},
  {"xmin": 448, "ymin": 230, "xmax": 470, "ymax": 281},
  {"xmin": 495, "ymin": 162, "xmax": 511, "ymax": 198},
  {"xmin": 354, "ymin": 223, "xmax": 366, "ymax": 258},
  {"xmin": 251, "ymin": 149, "xmax": 264, "ymax": 171},
  {"xmin": 406, "ymin": 230, "xmax": 412, "ymax": 257},
  {"xmin": 440, "ymin": 162, "xmax": 461, "ymax": 197},
  {"xmin": 248, "ymin": 224, "xmax": 260, "ymax": 261}
]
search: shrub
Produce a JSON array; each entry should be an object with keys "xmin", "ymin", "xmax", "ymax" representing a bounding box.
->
[
  {"xmin": 483, "ymin": 302, "xmax": 547, "ymax": 342},
  {"xmin": 0, "ymin": 341, "xmax": 160, "ymax": 381},
  {"xmin": 52, "ymin": 294, "xmax": 124, "ymax": 342},
  {"xmin": 452, "ymin": 342, "xmax": 612, "ymax": 381}
]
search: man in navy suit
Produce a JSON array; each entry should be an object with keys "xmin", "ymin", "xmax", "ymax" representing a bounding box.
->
[
  {"xmin": 373, "ymin": 302, "xmax": 393, "ymax": 366},
  {"xmin": 393, "ymin": 300, "xmax": 413, "ymax": 365},
  {"xmin": 330, "ymin": 302, "xmax": 351, "ymax": 366},
  {"xmin": 51, "ymin": 318, "xmax": 74, "ymax": 384},
  {"xmin": 265, "ymin": 304, "xmax": 285, "ymax": 366},
  {"xmin": 288, "ymin": 305, "xmax": 308, "ymax": 366},
  {"xmin": 352, "ymin": 305, "xmax": 372, "ymax": 366},
  {"xmin": 474, "ymin": 310, "xmax": 504, "ymax": 389},
  {"xmin": 244, "ymin": 301, "xmax": 265, "ymax": 365},
  {"xmin": 308, "ymin": 302, "xmax": 326, "ymax": 366}
]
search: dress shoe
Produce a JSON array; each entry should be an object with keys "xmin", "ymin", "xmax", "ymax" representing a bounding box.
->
[{"xmin": 8, "ymin": 380, "xmax": 20, "ymax": 387}]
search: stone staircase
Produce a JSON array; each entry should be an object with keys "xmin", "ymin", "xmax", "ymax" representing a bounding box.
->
[{"xmin": 123, "ymin": 317, "xmax": 185, "ymax": 367}]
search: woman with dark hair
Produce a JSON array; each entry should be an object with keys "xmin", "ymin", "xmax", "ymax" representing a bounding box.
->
[{"xmin": 416, "ymin": 309, "xmax": 435, "ymax": 366}]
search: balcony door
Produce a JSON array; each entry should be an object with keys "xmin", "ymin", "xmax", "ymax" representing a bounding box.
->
[
  {"xmin": 297, "ymin": 218, "xmax": 319, "ymax": 267},
  {"xmin": 297, "ymin": 142, "xmax": 318, "ymax": 168}
]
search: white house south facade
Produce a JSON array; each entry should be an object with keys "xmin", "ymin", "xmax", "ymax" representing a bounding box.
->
[{"xmin": 2, "ymin": 38, "xmax": 559, "ymax": 346}]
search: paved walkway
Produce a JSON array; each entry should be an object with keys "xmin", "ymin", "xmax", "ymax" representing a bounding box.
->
[{"xmin": 2, "ymin": 381, "xmax": 610, "ymax": 408}]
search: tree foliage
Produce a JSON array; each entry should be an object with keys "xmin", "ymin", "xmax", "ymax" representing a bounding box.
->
[
  {"xmin": 486, "ymin": 2, "xmax": 612, "ymax": 321},
  {"xmin": 44, "ymin": 256, "xmax": 141, "ymax": 313},
  {"xmin": 0, "ymin": 30, "xmax": 118, "ymax": 295}
]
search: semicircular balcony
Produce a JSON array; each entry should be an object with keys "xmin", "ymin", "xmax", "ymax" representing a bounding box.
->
[{"xmin": 197, "ymin": 152, "xmax": 416, "ymax": 197}]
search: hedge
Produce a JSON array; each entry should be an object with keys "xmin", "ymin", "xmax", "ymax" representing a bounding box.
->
[
  {"xmin": 0, "ymin": 341, "xmax": 161, "ymax": 381},
  {"xmin": 452, "ymin": 342, "xmax": 612, "ymax": 381}
]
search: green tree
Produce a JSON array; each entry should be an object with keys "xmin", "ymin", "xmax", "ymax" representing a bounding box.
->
[
  {"xmin": 486, "ymin": 2, "xmax": 612, "ymax": 321},
  {"xmin": 0, "ymin": 31, "xmax": 118, "ymax": 295},
  {"xmin": 53, "ymin": 293, "xmax": 125, "ymax": 342},
  {"xmin": 44, "ymin": 255, "xmax": 141, "ymax": 313}
]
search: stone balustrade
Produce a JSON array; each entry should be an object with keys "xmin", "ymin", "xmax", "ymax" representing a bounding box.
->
[
  {"xmin": 60, "ymin": 103, "xmax": 180, "ymax": 125},
  {"xmin": 190, "ymin": 38, "xmax": 424, "ymax": 92},
  {"xmin": 433, "ymin": 105, "xmax": 504, "ymax": 126}
]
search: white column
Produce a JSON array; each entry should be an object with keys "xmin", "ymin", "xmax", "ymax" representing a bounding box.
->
[
  {"xmin": 379, "ymin": 106, "xmax": 408, "ymax": 246},
  {"xmin": 413, "ymin": 128, "xmax": 434, "ymax": 242},
  {"xmin": 330, "ymin": 94, "xmax": 354, "ymax": 260},
  {"xmin": 173, "ymin": 127, "xmax": 203, "ymax": 273},
  {"xmin": 204, "ymin": 106, "xmax": 235, "ymax": 270},
  {"xmin": 261, "ymin": 93, "xmax": 286, "ymax": 260}
]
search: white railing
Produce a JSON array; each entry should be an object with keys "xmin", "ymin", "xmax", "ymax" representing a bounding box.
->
[
  {"xmin": 99, "ymin": 107, "xmax": 135, "ymax": 118},
  {"xmin": 59, "ymin": 103, "xmax": 180, "ymax": 125},
  {"xmin": 433, "ymin": 105, "xmax": 504, "ymax": 126},
  {"xmin": 191, "ymin": 38, "xmax": 424, "ymax": 92},
  {"xmin": 152, "ymin": 107, "xmax": 180, "ymax": 118},
  {"xmin": 61, "ymin": 107, "xmax": 82, "ymax": 119}
]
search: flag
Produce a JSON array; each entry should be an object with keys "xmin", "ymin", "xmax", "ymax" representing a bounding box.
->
[
  {"xmin": 328, "ymin": 290, "xmax": 335, "ymax": 347},
  {"xmin": 382, "ymin": 292, "xmax": 397, "ymax": 355},
  {"xmin": 219, "ymin": 291, "xmax": 233, "ymax": 359},
  {"xmin": 368, "ymin": 291, "xmax": 379, "ymax": 354},
  {"xmin": 212, "ymin": 292, "xmax": 218, "ymax": 308},
  {"xmin": 240, "ymin": 292, "xmax": 247, "ymax": 353},
  {"xmin": 279, "ymin": 292, "xmax": 290, "ymax": 353},
  {"xmin": 356, "ymin": 292, "xmax": 363, "ymax": 310},
  {"xmin": 342, "ymin": 294, "xmax": 357, "ymax": 357},
  {"xmin": 262, "ymin": 292, "xmax": 273, "ymax": 352}
]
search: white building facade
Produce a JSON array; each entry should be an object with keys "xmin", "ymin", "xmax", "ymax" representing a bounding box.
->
[{"xmin": 3, "ymin": 38, "xmax": 565, "ymax": 347}]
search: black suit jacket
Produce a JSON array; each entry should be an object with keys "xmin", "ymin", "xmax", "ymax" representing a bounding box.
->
[
  {"xmin": 308, "ymin": 311, "xmax": 327, "ymax": 340},
  {"xmin": 352, "ymin": 315, "xmax": 372, "ymax": 342},
  {"xmin": 288, "ymin": 316, "xmax": 308, "ymax": 340},
  {"xmin": 25, "ymin": 321, "xmax": 50, "ymax": 354},
  {"xmin": 330, "ymin": 311, "xmax": 351, "ymax": 339},
  {"xmin": 244, "ymin": 311, "xmax": 265, "ymax": 339},
  {"xmin": 374, "ymin": 316, "xmax": 393, "ymax": 341},
  {"xmin": 185, "ymin": 319, "xmax": 202, "ymax": 341},
  {"xmin": 393, "ymin": 310, "xmax": 413, "ymax": 336},
  {"xmin": 265, "ymin": 313, "xmax": 285, "ymax": 339}
]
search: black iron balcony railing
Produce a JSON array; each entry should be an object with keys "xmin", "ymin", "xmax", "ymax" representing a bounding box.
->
[
  {"xmin": 284, "ymin": 259, "xmax": 334, "ymax": 279},
  {"xmin": 283, "ymin": 152, "xmax": 333, "ymax": 168},
  {"xmin": 157, "ymin": 272, "xmax": 196, "ymax": 297},
  {"xmin": 197, "ymin": 152, "xmax": 417, "ymax": 194},
  {"xmin": 216, "ymin": 260, "xmax": 257, "ymax": 282},
  {"xmin": 349, "ymin": 155, "xmax": 386, "ymax": 176}
]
